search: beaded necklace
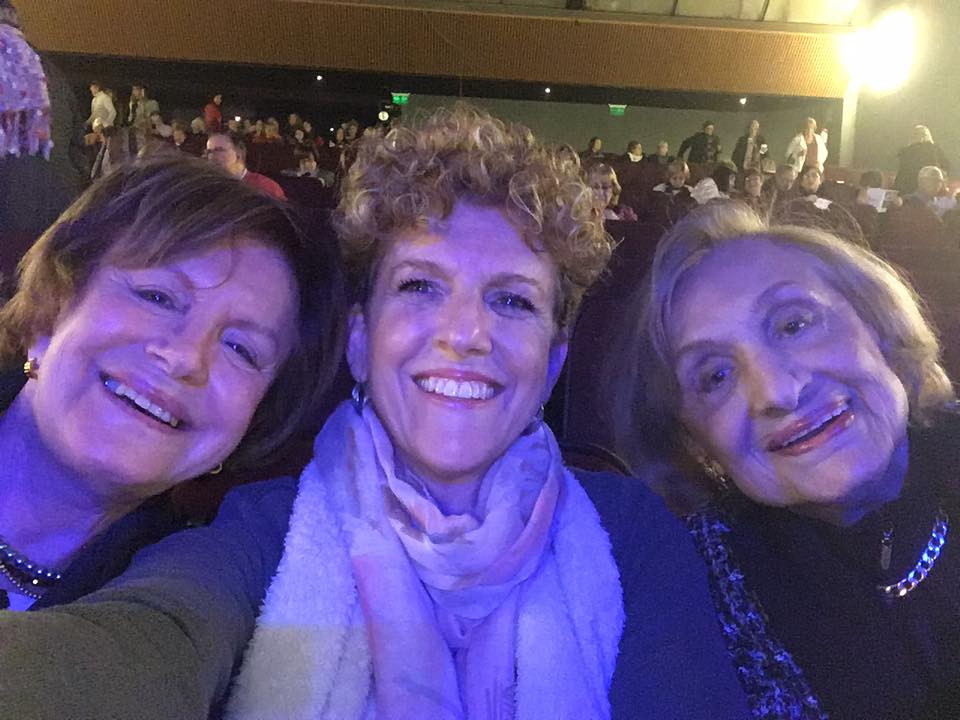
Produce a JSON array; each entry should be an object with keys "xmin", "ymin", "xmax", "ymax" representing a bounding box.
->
[{"xmin": 0, "ymin": 536, "xmax": 64, "ymax": 607}]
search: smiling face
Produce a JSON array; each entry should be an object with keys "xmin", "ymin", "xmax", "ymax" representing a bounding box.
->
[
  {"xmin": 668, "ymin": 240, "xmax": 908, "ymax": 516},
  {"xmin": 348, "ymin": 201, "xmax": 566, "ymax": 488},
  {"xmin": 26, "ymin": 241, "xmax": 298, "ymax": 497}
]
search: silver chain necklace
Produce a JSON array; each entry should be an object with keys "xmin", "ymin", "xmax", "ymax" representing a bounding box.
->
[{"xmin": 876, "ymin": 508, "xmax": 949, "ymax": 600}]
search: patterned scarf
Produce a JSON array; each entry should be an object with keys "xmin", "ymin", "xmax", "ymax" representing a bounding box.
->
[
  {"xmin": 226, "ymin": 401, "xmax": 624, "ymax": 719},
  {"xmin": 0, "ymin": 17, "xmax": 52, "ymax": 158}
]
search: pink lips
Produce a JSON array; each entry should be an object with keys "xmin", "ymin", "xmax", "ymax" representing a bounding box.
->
[{"xmin": 766, "ymin": 401, "xmax": 855, "ymax": 457}]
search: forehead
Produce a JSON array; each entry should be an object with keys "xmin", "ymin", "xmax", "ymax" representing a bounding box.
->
[
  {"xmin": 669, "ymin": 240, "xmax": 841, "ymax": 341},
  {"xmin": 379, "ymin": 203, "xmax": 555, "ymax": 283}
]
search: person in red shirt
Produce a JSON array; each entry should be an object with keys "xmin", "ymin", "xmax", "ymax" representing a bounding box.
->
[
  {"xmin": 205, "ymin": 133, "xmax": 286, "ymax": 200},
  {"xmin": 203, "ymin": 93, "xmax": 223, "ymax": 134}
]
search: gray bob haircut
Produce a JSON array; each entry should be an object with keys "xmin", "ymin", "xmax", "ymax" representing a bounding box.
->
[{"xmin": 614, "ymin": 202, "xmax": 954, "ymax": 472}]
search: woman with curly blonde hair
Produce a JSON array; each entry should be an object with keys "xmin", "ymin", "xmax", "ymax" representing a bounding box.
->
[{"xmin": 0, "ymin": 104, "xmax": 747, "ymax": 720}]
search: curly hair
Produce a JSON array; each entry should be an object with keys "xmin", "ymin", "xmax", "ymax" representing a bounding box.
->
[
  {"xmin": 0, "ymin": 155, "xmax": 345, "ymax": 476},
  {"xmin": 334, "ymin": 103, "xmax": 613, "ymax": 329}
]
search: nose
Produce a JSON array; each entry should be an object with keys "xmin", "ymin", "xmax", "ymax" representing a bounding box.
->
[
  {"xmin": 742, "ymin": 347, "xmax": 808, "ymax": 417},
  {"xmin": 146, "ymin": 317, "xmax": 214, "ymax": 386},
  {"xmin": 434, "ymin": 294, "xmax": 493, "ymax": 358}
]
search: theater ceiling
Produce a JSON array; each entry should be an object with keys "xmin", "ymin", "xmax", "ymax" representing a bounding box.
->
[{"xmin": 13, "ymin": 0, "xmax": 863, "ymax": 97}]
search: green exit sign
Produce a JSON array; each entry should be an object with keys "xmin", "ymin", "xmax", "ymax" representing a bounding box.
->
[
  {"xmin": 608, "ymin": 104, "xmax": 627, "ymax": 117},
  {"xmin": 392, "ymin": 93, "xmax": 411, "ymax": 105}
]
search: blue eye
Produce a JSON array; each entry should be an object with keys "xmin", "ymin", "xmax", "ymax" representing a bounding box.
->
[{"xmin": 136, "ymin": 288, "xmax": 177, "ymax": 310}]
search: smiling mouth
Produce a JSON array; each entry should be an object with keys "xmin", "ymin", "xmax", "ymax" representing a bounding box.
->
[
  {"xmin": 768, "ymin": 401, "xmax": 853, "ymax": 454},
  {"xmin": 414, "ymin": 376, "xmax": 497, "ymax": 401},
  {"xmin": 101, "ymin": 373, "xmax": 182, "ymax": 429}
]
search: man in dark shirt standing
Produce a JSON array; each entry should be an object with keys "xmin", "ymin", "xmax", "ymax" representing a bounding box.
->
[{"xmin": 678, "ymin": 121, "xmax": 721, "ymax": 164}]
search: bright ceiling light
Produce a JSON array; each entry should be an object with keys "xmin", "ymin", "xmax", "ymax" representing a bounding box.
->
[
  {"xmin": 843, "ymin": 8, "xmax": 915, "ymax": 93},
  {"xmin": 739, "ymin": 97, "xmax": 747, "ymax": 105},
  {"xmin": 544, "ymin": 87, "xmax": 551, "ymax": 94}
]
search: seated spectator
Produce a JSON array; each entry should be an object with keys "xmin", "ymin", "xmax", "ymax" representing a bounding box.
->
[
  {"xmin": 580, "ymin": 135, "xmax": 604, "ymax": 164},
  {"xmin": 262, "ymin": 118, "xmax": 284, "ymax": 145},
  {"xmin": 617, "ymin": 202, "xmax": 959, "ymax": 718},
  {"xmin": 587, "ymin": 163, "xmax": 637, "ymax": 221},
  {"xmin": 894, "ymin": 125, "xmax": 950, "ymax": 195},
  {"xmin": 763, "ymin": 163, "xmax": 797, "ymax": 202},
  {"xmin": 248, "ymin": 119, "xmax": 267, "ymax": 143},
  {"xmin": 652, "ymin": 159, "xmax": 693, "ymax": 196},
  {"xmin": 286, "ymin": 112, "xmax": 302, "ymax": 140},
  {"xmin": 690, "ymin": 177, "xmax": 725, "ymax": 205},
  {"xmin": 644, "ymin": 140, "xmax": 674, "ymax": 168},
  {"xmin": 226, "ymin": 117, "xmax": 241, "ymax": 134},
  {"xmin": 168, "ymin": 122, "xmax": 190, "ymax": 153},
  {"xmin": 795, "ymin": 166, "xmax": 829, "ymax": 206},
  {"xmin": 0, "ymin": 156, "xmax": 342, "ymax": 611},
  {"xmin": 909, "ymin": 166, "xmax": 956, "ymax": 217},
  {"xmin": 282, "ymin": 148, "xmax": 335, "ymax": 187},
  {"xmin": 650, "ymin": 159, "xmax": 697, "ymax": 225},
  {"xmin": 711, "ymin": 162, "xmax": 737, "ymax": 195},
  {"xmin": 205, "ymin": 132, "xmax": 286, "ymax": 199},
  {"xmin": 149, "ymin": 110, "xmax": 172, "ymax": 139},
  {"xmin": 623, "ymin": 140, "xmax": 644, "ymax": 164},
  {"xmin": 739, "ymin": 167, "xmax": 768, "ymax": 215}
]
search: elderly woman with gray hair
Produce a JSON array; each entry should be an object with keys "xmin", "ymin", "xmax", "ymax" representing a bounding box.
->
[{"xmin": 614, "ymin": 202, "xmax": 960, "ymax": 718}]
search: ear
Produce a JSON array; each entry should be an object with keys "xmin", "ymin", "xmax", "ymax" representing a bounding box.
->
[
  {"xmin": 543, "ymin": 329, "xmax": 569, "ymax": 401},
  {"xmin": 346, "ymin": 305, "xmax": 370, "ymax": 384}
]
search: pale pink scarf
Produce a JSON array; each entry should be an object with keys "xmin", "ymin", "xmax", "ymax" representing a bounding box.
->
[
  {"xmin": 352, "ymin": 402, "xmax": 559, "ymax": 717},
  {"xmin": 226, "ymin": 401, "xmax": 622, "ymax": 720}
]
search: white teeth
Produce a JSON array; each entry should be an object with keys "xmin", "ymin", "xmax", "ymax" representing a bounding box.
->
[
  {"xmin": 103, "ymin": 376, "xmax": 181, "ymax": 428},
  {"xmin": 416, "ymin": 376, "xmax": 495, "ymax": 400},
  {"xmin": 782, "ymin": 403, "xmax": 848, "ymax": 446}
]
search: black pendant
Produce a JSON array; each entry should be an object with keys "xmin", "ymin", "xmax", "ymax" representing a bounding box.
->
[{"xmin": 0, "ymin": 588, "xmax": 8, "ymax": 610}]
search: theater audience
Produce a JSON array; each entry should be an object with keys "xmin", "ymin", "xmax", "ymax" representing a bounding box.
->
[
  {"xmin": 0, "ymin": 156, "xmax": 342, "ymax": 611},
  {"xmin": 679, "ymin": 121, "xmax": 720, "ymax": 164},
  {"xmin": 623, "ymin": 140, "xmax": 644, "ymax": 164},
  {"xmin": 282, "ymin": 147, "xmax": 334, "ymax": 186},
  {"xmin": 588, "ymin": 163, "xmax": 638, "ymax": 221},
  {"xmin": 785, "ymin": 117, "xmax": 827, "ymax": 173},
  {"xmin": 203, "ymin": 92, "xmax": 223, "ymax": 133},
  {"xmin": 651, "ymin": 159, "xmax": 697, "ymax": 225},
  {"xmin": 0, "ymin": 103, "xmax": 748, "ymax": 720},
  {"xmin": 618, "ymin": 203, "xmax": 960, "ymax": 718},
  {"xmin": 205, "ymin": 132, "xmax": 286, "ymax": 199},
  {"xmin": 739, "ymin": 167, "xmax": 767, "ymax": 215},
  {"xmin": 894, "ymin": 125, "xmax": 950, "ymax": 195}
]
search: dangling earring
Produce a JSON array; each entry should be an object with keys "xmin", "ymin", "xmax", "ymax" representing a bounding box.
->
[
  {"xmin": 351, "ymin": 382, "xmax": 369, "ymax": 414},
  {"xmin": 23, "ymin": 358, "xmax": 38, "ymax": 379},
  {"xmin": 522, "ymin": 404, "xmax": 545, "ymax": 436},
  {"xmin": 700, "ymin": 458, "xmax": 732, "ymax": 494},
  {"xmin": 209, "ymin": 463, "xmax": 223, "ymax": 476}
]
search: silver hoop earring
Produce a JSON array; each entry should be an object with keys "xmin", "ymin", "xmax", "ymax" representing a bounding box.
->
[{"xmin": 351, "ymin": 382, "xmax": 369, "ymax": 414}]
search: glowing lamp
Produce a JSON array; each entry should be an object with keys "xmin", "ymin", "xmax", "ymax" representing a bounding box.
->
[{"xmin": 843, "ymin": 8, "xmax": 915, "ymax": 93}]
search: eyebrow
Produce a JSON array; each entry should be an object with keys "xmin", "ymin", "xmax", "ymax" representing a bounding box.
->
[{"xmin": 386, "ymin": 260, "xmax": 548, "ymax": 294}]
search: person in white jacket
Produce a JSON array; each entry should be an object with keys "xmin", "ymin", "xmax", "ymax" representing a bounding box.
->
[
  {"xmin": 87, "ymin": 82, "xmax": 116, "ymax": 130},
  {"xmin": 785, "ymin": 117, "xmax": 828, "ymax": 173}
]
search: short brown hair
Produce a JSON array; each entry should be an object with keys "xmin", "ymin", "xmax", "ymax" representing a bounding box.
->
[
  {"xmin": 334, "ymin": 103, "xmax": 613, "ymax": 329},
  {"xmin": 0, "ymin": 155, "xmax": 345, "ymax": 474}
]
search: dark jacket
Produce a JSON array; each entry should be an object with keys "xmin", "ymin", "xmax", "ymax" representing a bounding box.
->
[
  {"xmin": 894, "ymin": 141, "xmax": 951, "ymax": 194},
  {"xmin": 678, "ymin": 131, "xmax": 720, "ymax": 164},
  {"xmin": 696, "ymin": 413, "xmax": 960, "ymax": 718},
  {"xmin": 0, "ymin": 470, "xmax": 749, "ymax": 720},
  {"xmin": 731, "ymin": 134, "xmax": 767, "ymax": 172}
]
